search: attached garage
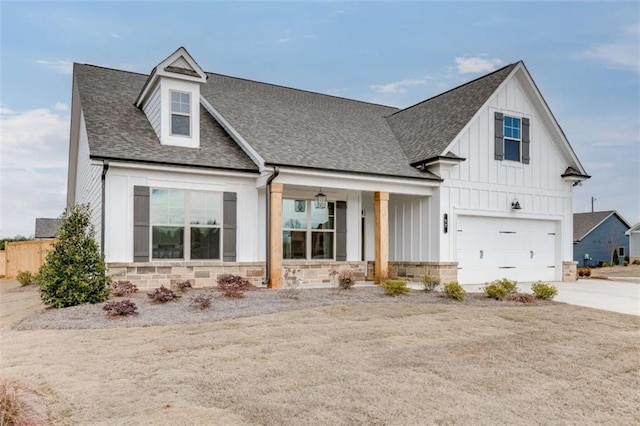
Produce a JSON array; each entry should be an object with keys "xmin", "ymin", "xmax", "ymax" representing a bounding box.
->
[{"xmin": 456, "ymin": 216, "xmax": 558, "ymax": 284}]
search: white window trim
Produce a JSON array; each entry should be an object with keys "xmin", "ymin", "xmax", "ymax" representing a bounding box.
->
[
  {"xmin": 170, "ymin": 90, "xmax": 192, "ymax": 137},
  {"xmin": 150, "ymin": 188, "xmax": 223, "ymax": 261},
  {"xmin": 504, "ymin": 115, "xmax": 522, "ymax": 163},
  {"xmin": 282, "ymin": 199, "xmax": 336, "ymax": 261}
]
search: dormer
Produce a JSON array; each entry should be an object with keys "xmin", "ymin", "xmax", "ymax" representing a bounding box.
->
[{"xmin": 135, "ymin": 47, "xmax": 207, "ymax": 149}]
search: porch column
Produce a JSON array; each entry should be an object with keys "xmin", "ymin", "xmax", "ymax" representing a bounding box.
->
[
  {"xmin": 374, "ymin": 191, "xmax": 389, "ymax": 284},
  {"xmin": 269, "ymin": 182, "xmax": 283, "ymax": 289}
]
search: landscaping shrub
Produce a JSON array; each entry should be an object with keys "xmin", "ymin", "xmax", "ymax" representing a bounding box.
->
[
  {"xmin": 190, "ymin": 294, "xmax": 212, "ymax": 310},
  {"xmin": 38, "ymin": 204, "xmax": 110, "ymax": 308},
  {"xmin": 103, "ymin": 299, "xmax": 138, "ymax": 317},
  {"xmin": 505, "ymin": 293, "xmax": 535, "ymax": 304},
  {"xmin": 612, "ymin": 249, "xmax": 619, "ymax": 266},
  {"xmin": 338, "ymin": 270, "xmax": 356, "ymax": 290},
  {"xmin": 493, "ymin": 278, "xmax": 518, "ymax": 294},
  {"xmin": 623, "ymin": 261, "xmax": 629, "ymax": 267},
  {"xmin": 634, "ymin": 259, "xmax": 640, "ymax": 265},
  {"xmin": 578, "ymin": 268, "xmax": 584, "ymax": 277},
  {"xmin": 147, "ymin": 286, "xmax": 181, "ymax": 303},
  {"xmin": 531, "ymin": 281, "xmax": 558, "ymax": 300},
  {"xmin": 601, "ymin": 262, "xmax": 610, "ymax": 268},
  {"xmin": 110, "ymin": 280, "xmax": 138, "ymax": 297},
  {"xmin": 421, "ymin": 275, "xmax": 440, "ymax": 292},
  {"xmin": 483, "ymin": 282, "xmax": 509, "ymax": 300},
  {"xmin": 578, "ymin": 267, "xmax": 592, "ymax": 277},
  {"xmin": 0, "ymin": 379, "xmax": 43, "ymax": 425},
  {"xmin": 16, "ymin": 270, "xmax": 36, "ymax": 287},
  {"xmin": 175, "ymin": 280, "xmax": 193, "ymax": 292},
  {"xmin": 443, "ymin": 282, "xmax": 466, "ymax": 301},
  {"xmin": 381, "ymin": 279, "xmax": 409, "ymax": 296},
  {"xmin": 217, "ymin": 274, "xmax": 251, "ymax": 298}
]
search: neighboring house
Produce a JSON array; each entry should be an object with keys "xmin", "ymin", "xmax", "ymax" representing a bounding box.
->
[
  {"xmin": 34, "ymin": 218, "xmax": 62, "ymax": 239},
  {"xmin": 625, "ymin": 223, "xmax": 640, "ymax": 262},
  {"xmin": 66, "ymin": 47, "xmax": 590, "ymax": 288},
  {"xmin": 573, "ymin": 211, "xmax": 631, "ymax": 266}
]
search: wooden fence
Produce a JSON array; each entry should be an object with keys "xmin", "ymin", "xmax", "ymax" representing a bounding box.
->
[{"xmin": 4, "ymin": 239, "xmax": 56, "ymax": 279}]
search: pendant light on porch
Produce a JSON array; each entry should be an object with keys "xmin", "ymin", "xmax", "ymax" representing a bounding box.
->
[{"xmin": 314, "ymin": 188, "xmax": 327, "ymax": 209}]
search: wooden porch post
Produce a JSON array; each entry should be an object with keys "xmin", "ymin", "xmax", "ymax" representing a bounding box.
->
[
  {"xmin": 374, "ymin": 191, "xmax": 389, "ymax": 284},
  {"xmin": 269, "ymin": 182, "xmax": 284, "ymax": 289}
]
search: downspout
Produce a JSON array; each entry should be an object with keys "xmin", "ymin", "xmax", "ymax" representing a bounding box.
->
[
  {"xmin": 262, "ymin": 166, "xmax": 280, "ymax": 286},
  {"xmin": 100, "ymin": 160, "xmax": 109, "ymax": 255}
]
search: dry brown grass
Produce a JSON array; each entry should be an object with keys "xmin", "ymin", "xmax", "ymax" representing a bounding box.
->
[
  {"xmin": 1, "ymin": 281, "xmax": 639, "ymax": 425},
  {"xmin": 0, "ymin": 379, "xmax": 47, "ymax": 425},
  {"xmin": 592, "ymin": 264, "xmax": 640, "ymax": 278}
]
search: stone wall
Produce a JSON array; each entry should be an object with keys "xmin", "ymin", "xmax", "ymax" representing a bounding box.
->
[
  {"xmin": 367, "ymin": 261, "xmax": 458, "ymax": 283},
  {"xmin": 282, "ymin": 261, "xmax": 367, "ymax": 286},
  {"xmin": 562, "ymin": 261, "xmax": 577, "ymax": 282}
]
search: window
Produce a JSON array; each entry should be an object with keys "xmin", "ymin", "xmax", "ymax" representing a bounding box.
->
[
  {"xmin": 170, "ymin": 91, "xmax": 191, "ymax": 136},
  {"xmin": 618, "ymin": 247, "xmax": 625, "ymax": 257},
  {"xmin": 283, "ymin": 199, "xmax": 335, "ymax": 260},
  {"xmin": 504, "ymin": 116, "xmax": 521, "ymax": 161},
  {"xmin": 151, "ymin": 189, "xmax": 221, "ymax": 260}
]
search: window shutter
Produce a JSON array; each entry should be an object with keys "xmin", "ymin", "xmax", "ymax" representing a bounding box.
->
[
  {"xmin": 494, "ymin": 112, "xmax": 504, "ymax": 160},
  {"xmin": 522, "ymin": 117, "xmax": 530, "ymax": 164},
  {"xmin": 223, "ymin": 192, "xmax": 237, "ymax": 262},
  {"xmin": 336, "ymin": 201, "xmax": 347, "ymax": 261},
  {"xmin": 133, "ymin": 186, "xmax": 150, "ymax": 262}
]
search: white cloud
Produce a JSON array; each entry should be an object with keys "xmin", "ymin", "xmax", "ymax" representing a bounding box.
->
[
  {"xmin": 36, "ymin": 60, "xmax": 73, "ymax": 75},
  {"xmin": 455, "ymin": 56, "xmax": 503, "ymax": 74},
  {"xmin": 0, "ymin": 105, "xmax": 70, "ymax": 237},
  {"xmin": 369, "ymin": 78, "xmax": 429, "ymax": 94},
  {"xmin": 577, "ymin": 43, "xmax": 640, "ymax": 73},
  {"xmin": 277, "ymin": 37, "xmax": 291, "ymax": 44}
]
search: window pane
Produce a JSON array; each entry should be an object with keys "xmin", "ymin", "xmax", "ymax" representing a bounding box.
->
[
  {"xmin": 504, "ymin": 116, "xmax": 512, "ymax": 127},
  {"xmin": 172, "ymin": 114, "xmax": 190, "ymax": 135},
  {"xmin": 311, "ymin": 201, "xmax": 334, "ymax": 229},
  {"xmin": 191, "ymin": 227, "xmax": 220, "ymax": 260},
  {"xmin": 190, "ymin": 192, "xmax": 221, "ymax": 225},
  {"xmin": 181, "ymin": 92, "xmax": 190, "ymax": 104},
  {"xmin": 151, "ymin": 189, "xmax": 184, "ymax": 224},
  {"xmin": 283, "ymin": 199, "xmax": 307, "ymax": 229},
  {"xmin": 171, "ymin": 92, "xmax": 180, "ymax": 103},
  {"xmin": 311, "ymin": 232, "xmax": 333, "ymax": 259},
  {"xmin": 283, "ymin": 231, "xmax": 306, "ymax": 259},
  {"xmin": 152, "ymin": 226, "xmax": 184, "ymax": 259},
  {"xmin": 504, "ymin": 139, "xmax": 520, "ymax": 161}
]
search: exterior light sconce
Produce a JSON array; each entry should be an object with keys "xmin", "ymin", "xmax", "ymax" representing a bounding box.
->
[
  {"xmin": 511, "ymin": 198, "xmax": 522, "ymax": 210},
  {"xmin": 314, "ymin": 189, "xmax": 327, "ymax": 209},
  {"xmin": 443, "ymin": 213, "xmax": 448, "ymax": 233}
]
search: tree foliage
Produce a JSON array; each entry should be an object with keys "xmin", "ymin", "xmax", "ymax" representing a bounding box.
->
[{"xmin": 38, "ymin": 204, "xmax": 110, "ymax": 308}]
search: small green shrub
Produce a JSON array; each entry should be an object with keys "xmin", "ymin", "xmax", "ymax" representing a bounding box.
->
[
  {"xmin": 494, "ymin": 278, "xmax": 518, "ymax": 294},
  {"xmin": 623, "ymin": 261, "xmax": 629, "ymax": 267},
  {"xmin": 381, "ymin": 279, "xmax": 409, "ymax": 296},
  {"xmin": 531, "ymin": 281, "xmax": 558, "ymax": 300},
  {"xmin": 421, "ymin": 275, "xmax": 440, "ymax": 292},
  {"xmin": 110, "ymin": 280, "xmax": 138, "ymax": 297},
  {"xmin": 633, "ymin": 259, "xmax": 640, "ymax": 265},
  {"xmin": 217, "ymin": 274, "xmax": 251, "ymax": 298},
  {"xmin": 612, "ymin": 249, "xmax": 619, "ymax": 266},
  {"xmin": 16, "ymin": 270, "xmax": 36, "ymax": 287},
  {"xmin": 190, "ymin": 294, "xmax": 212, "ymax": 310},
  {"xmin": 443, "ymin": 282, "xmax": 466, "ymax": 301},
  {"xmin": 103, "ymin": 299, "xmax": 138, "ymax": 317},
  {"xmin": 147, "ymin": 286, "xmax": 181, "ymax": 303},
  {"xmin": 338, "ymin": 270, "xmax": 356, "ymax": 290},
  {"xmin": 505, "ymin": 293, "xmax": 535, "ymax": 304},
  {"xmin": 483, "ymin": 282, "xmax": 509, "ymax": 300},
  {"xmin": 601, "ymin": 262, "xmax": 610, "ymax": 268}
]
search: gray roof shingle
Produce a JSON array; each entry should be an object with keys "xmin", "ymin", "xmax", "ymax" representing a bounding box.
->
[
  {"xmin": 75, "ymin": 64, "xmax": 258, "ymax": 172},
  {"xmin": 573, "ymin": 211, "xmax": 615, "ymax": 242},
  {"xmin": 35, "ymin": 218, "xmax": 62, "ymax": 239},
  {"xmin": 386, "ymin": 63, "xmax": 518, "ymax": 165}
]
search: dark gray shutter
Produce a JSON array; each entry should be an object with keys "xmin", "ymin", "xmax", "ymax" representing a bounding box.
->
[
  {"xmin": 494, "ymin": 112, "xmax": 504, "ymax": 160},
  {"xmin": 133, "ymin": 186, "xmax": 150, "ymax": 262},
  {"xmin": 522, "ymin": 117, "xmax": 530, "ymax": 164},
  {"xmin": 336, "ymin": 201, "xmax": 347, "ymax": 261},
  {"xmin": 223, "ymin": 192, "xmax": 237, "ymax": 262}
]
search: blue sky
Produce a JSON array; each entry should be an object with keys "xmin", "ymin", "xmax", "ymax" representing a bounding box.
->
[{"xmin": 1, "ymin": 1, "xmax": 639, "ymax": 238}]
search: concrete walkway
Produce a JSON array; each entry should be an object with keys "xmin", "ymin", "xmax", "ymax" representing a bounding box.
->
[{"xmin": 547, "ymin": 279, "xmax": 639, "ymax": 316}]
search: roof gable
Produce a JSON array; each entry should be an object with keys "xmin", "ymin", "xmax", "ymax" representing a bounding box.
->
[
  {"xmin": 386, "ymin": 63, "xmax": 518, "ymax": 165},
  {"xmin": 573, "ymin": 211, "xmax": 631, "ymax": 242}
]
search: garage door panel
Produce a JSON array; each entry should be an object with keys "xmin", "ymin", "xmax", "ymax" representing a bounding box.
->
[{"xmin": 457, "ymin": 216, "xmax": 557, "ymax": 284}]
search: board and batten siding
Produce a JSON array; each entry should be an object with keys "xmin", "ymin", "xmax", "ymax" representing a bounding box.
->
[
  {"xmin": 388, "ymin": 194, "xmax": 430, "ymax": 262},
  {"xmin": 433, "ymin": 72, "xmax": 574, "ymax": 271},
  {"xmin": 104, "ymin": 165, "xmax": 261, "ymax": 263},
  {"xmin": 142, "ymin": 84, "xmax": 161, "ymax": 140},
  {"xmin": 74, "ymin": 110, "xmax": 103, "ymax": 248}
]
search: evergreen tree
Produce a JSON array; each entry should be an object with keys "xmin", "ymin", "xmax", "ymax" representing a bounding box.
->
[{"xmin": 38, "ymin": 204, "xmax": 110, "ymax": 308}]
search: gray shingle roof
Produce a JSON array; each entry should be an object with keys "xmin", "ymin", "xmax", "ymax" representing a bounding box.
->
[
  {"xmin": 386, "ymin": 63, "xmax": 519, "ymax": 165},
  {"xmin": 573, "ymin": 211, "xmax": 616, "ymax": 242},
  {"xmin": 74, "ymin": 64, "xmax": 258, "ymax": 172},
  {"xmin": 200, "ymin": 73, "xmax": 439, "ymax": 180},
  {"xmin": 35, "ymin": 218, "xmax": 62, "ymax": 239}
]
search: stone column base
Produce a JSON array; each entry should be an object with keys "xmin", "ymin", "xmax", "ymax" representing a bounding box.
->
[
  {"xmin": 367, "ymin": 261, "xmax": 458, "ymax": 284},
  {"xmin": 562, "ymin": 261, "xmax": 578, "ymax": 282}
]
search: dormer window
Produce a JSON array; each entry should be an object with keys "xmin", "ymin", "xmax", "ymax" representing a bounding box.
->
[{"xmin": 171, "ymin": 91, "xmax": 191, "ymax": 136}]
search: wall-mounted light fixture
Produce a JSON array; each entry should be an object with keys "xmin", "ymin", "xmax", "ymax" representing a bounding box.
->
[
  {"xmin": 314, "ymin": 189, "xmax": 327, "ymax": 209},
  {"xmin": 443, "ymin": 213, "xmax": 448, "ymax": 233},
  {"xmin": 511, "ymin": 198, "xmax": 522, "ymax": 210}
]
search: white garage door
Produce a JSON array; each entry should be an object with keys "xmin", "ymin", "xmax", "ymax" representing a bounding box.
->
[{"xmin": 457, "ymin": 216, "xmax": 558, "ymax": 284}]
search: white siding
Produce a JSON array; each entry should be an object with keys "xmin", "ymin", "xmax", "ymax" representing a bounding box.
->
[
  {"xmin": 75, "ymin": 110, "xmax": 103, "ymax": 248},
  {"xmin": 104, "ymin": 166, "xmax": 261, "ymax": 263},
  {"xmin": 142, "ymin": 84, "xmax": 161, "ymax": 140},
  {"xmin": 388, "ymin": 194, "xmax": 430, "ymax": 261},
  {"xmin": 630, "ymin": 233, "xmax": 640, "ymax": 259}
]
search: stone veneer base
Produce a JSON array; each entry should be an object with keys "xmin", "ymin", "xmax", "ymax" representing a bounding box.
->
[
  {"xmin": 562, "ymin": 261, "xmax": 578, "ymax": 282},
  {"xmin": 367, "ymin": 261, "xmax": 458, "ymax": 284}
]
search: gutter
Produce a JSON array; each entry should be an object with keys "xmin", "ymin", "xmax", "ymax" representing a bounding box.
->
[
  {"xmin": 100, "ymin": 160, "xmax": 109, "ymax": 255},
  {"xmin": 262, "ymin": 166, "xmax": 280, "ymax": 287}
]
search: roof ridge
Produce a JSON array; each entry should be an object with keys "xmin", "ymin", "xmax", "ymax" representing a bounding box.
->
[
  {"xmin": 387, "ymin": 61, "xmax": 521, "ymax": 118},
  {"xmin": 76, "ymin": 62, "xmax": 149, "ymax": 77},
  {"xmin": 205, "ymin": 71, "xmax": 400, "ymax": 111}
]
